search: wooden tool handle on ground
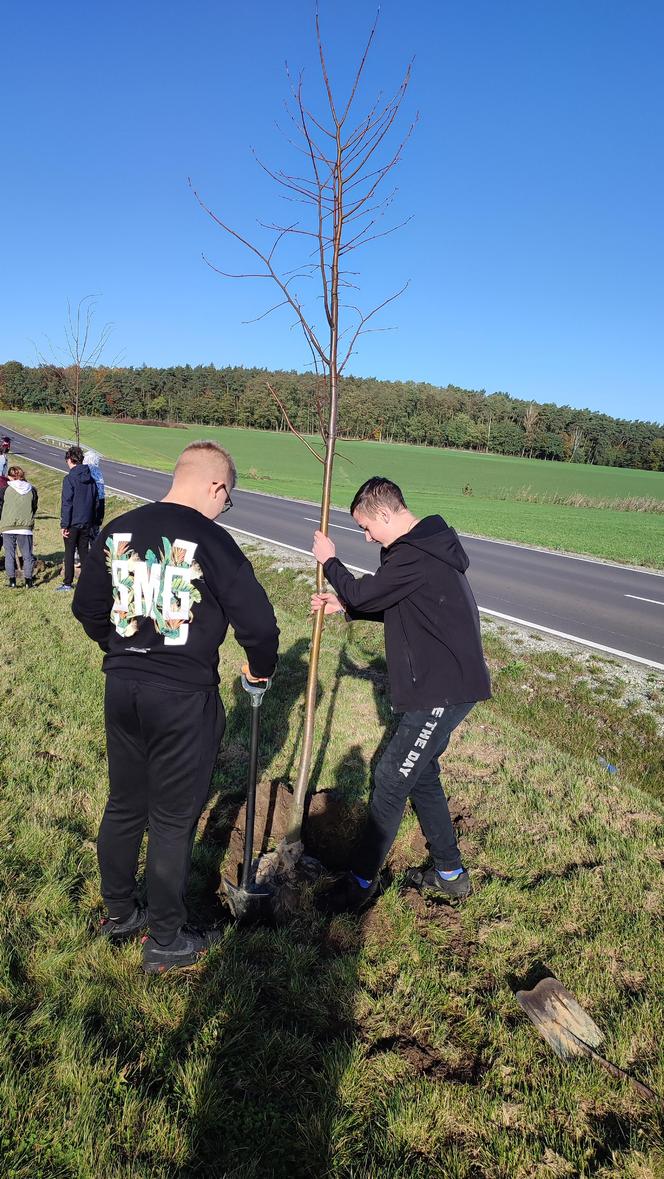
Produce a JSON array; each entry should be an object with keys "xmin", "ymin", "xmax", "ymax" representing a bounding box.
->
[{"xmin": 569, "ymin": 1031, "xmax": 659, "ymax": 1104}]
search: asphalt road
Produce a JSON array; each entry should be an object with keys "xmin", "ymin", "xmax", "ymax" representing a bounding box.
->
[{"xmin": 5, "ymin": 424, "xmax": 664, "ymax": 669}]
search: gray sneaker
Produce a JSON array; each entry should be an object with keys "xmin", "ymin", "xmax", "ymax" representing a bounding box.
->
[
  {"xmin": 404, "ymin": 866, "xmax": 471, "ymax": 901},
  {"xmin": 142, "ymin": 925, "xmax": 223, "ymax": 974},
  {"xmin": 56, "ymin": 584, "xmax": 73, "ymax": 593},
  {"xmin": 99, "ymin": 905, "xmax": 148, "ymax": 943}
]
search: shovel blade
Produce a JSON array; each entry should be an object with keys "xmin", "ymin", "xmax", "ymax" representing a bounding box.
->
[
  {"xmin": 516, "ymin": 976, "xmax": 604, "ymax": 1059},
  {"xmin": 221, "ymin": 877, "xmax": 274, "ymax": 924}
]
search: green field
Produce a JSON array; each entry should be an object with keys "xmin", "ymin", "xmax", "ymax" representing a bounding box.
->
[
  {"xmin": 2, "ymin": 410, "xmax": 664, "ymax": 567},
  {"xmin": 1, "ymin": 464, "xmax": 663, "ymax": 1177}
]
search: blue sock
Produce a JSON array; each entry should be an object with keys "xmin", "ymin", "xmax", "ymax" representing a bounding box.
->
[
  {"xmin": 352, "ymin": 872, "xmax": 373, "ymax": 889},
  {"xmin": 437, "ymin": 867, "xmax": 464, "ymax": 880}
]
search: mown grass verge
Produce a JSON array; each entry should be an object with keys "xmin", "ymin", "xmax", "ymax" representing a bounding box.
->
[
  {"xmin": 1, "ymin": 463, "xmax": 663, "ymax": 1178},
  {"xmin": 2, "ymin": 410, "xmax": 663, "ymax": 567}
]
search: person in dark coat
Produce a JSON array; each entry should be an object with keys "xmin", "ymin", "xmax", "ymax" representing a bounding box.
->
[
  {"xmin": 58, "ymin": 445, "xmax": 98, "ymax": 592},
  {"xmin": 311, "ymin": 476, "xmax": 491, "ymax": 912}
]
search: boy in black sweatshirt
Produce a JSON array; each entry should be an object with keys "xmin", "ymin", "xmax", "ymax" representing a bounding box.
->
[
  {"xmin": 58, "ymin": 445, "xmax": 98, "ymax": 592},
  {"xmin": 73, "ymin": 440, "xmax": 279, "ymax": 971},
  {"xmin": 312, "ymin": 476, "xmax": 490, "ymax": 912}
]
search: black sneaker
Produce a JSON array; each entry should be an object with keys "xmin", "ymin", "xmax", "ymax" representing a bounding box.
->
[
  {"xmin": 318, "ymin": 871, "xmax": 380, "ymax": 915},
  {"xmin": 7, "ymin": 578, "xmax": 16, "ymax": 588},
  {"xmin": 404, "ymin": 866, "xmax": 471, "ymax": 901},
  {"xmin": 99, "ymin": 905, "xmax": 148, "ymax": 943},
  {"xmin": 142, "ymin": 925, "xmax": 223, "ymax": 974},
  {"xmin": 24, "ymin": 578, "xmax": 34, "ymax": 588}
]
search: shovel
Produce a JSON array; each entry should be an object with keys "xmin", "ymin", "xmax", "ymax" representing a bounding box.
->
[
  {"xmin": 221, "ymin": 670, "xmax": 273, "ymax": 923},
  {"xmin": 515, "ymin": 975, "xmax": 659, "ymax": 1103}
]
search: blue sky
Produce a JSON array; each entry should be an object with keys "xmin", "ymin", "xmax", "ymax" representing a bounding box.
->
[{"xmin": 1, "ymin": 0, "xmax": 662, "ymax": 422}]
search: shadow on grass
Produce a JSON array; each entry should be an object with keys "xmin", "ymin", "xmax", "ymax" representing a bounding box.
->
[
  {"xmin": 310, "ymin": 643, "xmax": 392, "ymax": 793},
  {"xmin": 168, "ymin": 745, "xmax": 370, "ymax": 1177}
]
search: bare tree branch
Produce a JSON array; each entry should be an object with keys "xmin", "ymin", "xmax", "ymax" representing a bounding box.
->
[{"xmin": 266, "ymin": 381, "xmax": 325, "ymax": 463}]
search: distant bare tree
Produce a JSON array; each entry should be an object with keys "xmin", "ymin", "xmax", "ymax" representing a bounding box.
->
[
  {"xmin": 40, "ymin": 296, "xmax": 114, "ymax": 445},
  {"xmin": 191, "ymin": 9, "xmax": 415, "ymax": 842}
]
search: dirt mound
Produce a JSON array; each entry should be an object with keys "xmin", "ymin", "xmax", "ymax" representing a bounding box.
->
[
  {"xmin": 219, "ymin": 780, "xmax": 486, "ymax": 886},
  {"xmin": 402, "ymin": 887, "xmax": 475, "ymax": 962},
  {"xmin": 222, "ymin": 781, "xmax": 365, "ymax": 885},
  {"xmin": 365, "ymin": 1034, "xmax": 486, "ymax": 1084}
]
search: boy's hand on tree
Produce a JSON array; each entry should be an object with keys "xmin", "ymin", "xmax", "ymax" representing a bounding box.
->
[
  {"xmin": 311, "ymin": 591, "xmax": 344, "ymax": 616},
  {"xmin": 313, "ymin": 530, "xmax": 335, "ymax": 564}
]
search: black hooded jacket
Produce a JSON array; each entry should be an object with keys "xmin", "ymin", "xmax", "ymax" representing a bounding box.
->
[
  {"xmin": 60, "ymin": 463, "xmax": 98, "ymax": 529},
  {"xmin": 323, "ymin": 515, "xmax": 491, "ymax": 711}
]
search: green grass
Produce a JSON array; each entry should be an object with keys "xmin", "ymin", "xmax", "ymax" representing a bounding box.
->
[
  {"xmin": 3, "ymin": 409, "xmax": 664, "ymax": 567},
  {"xmin": 1, "ymin": 463, "xmax": 664, "ymax": 1176}
]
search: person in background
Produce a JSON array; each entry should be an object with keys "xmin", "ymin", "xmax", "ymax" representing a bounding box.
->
[
  {"xmin": 0, "ymin": 439, "xmax": 11, "ymax": 558},
  {"xmin": 58, "ymin": 445, "xmax": 98, "ymax": 593},
  {"xmin": 0, "ymin": 465, "xmax": 39, "ymax": 588},
  {"xmin": 83, "ymin": 449, "xmax": 106, "ymax": 541},
  {"xmin": 0, "ymin": 474, "xmax": 7, "ymax": 559},
  {"xmin": 0, "ymin": 436, "xmax": 10, "ymax": 479}
]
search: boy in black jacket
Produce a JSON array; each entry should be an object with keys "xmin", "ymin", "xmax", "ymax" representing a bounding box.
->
[
  {"xmin": 312, "ymin": 476, "xmax": 490, "ymax": 911},
  {"xmin": 58, "ymin": 445, "xmax": 98, "ymax": 592},
  {"xmin": 73, "ymin": 440, "xmax": 279, "ymax": 971}
]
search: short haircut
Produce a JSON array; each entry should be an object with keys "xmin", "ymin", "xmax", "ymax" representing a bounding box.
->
[
  {"xmin": 175, "ymin": 440, "xmax": 237, "ymax": 489},
  {"xmin": 350, "ymin": 476, "xmax": 407, "ymax": 518},
  {"xmin": 65, "ymin": 445, "xmax": 84, "ymax": 465},
  {"xmin": 7, "ymin": 466, "xmax": 25, "ymax": 480}
]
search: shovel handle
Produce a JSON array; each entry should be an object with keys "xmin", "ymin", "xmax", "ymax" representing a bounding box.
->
[
  {"xmin": 241, "ymin": 665, "xmax": 271, "ymax": 708},
  {"xmin": 241, "ymin": 693, "xmax": 262, "ymax": 889},
  {"xmin": 569, "ymin": 1031, "xmax": 659, "ymax": 1104}
]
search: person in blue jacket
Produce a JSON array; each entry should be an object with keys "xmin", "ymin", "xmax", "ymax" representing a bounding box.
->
[
  {"xmin": 83, "ymin": 449, "xmax": 106, "ymax": 541},
  {"xmin": 58, "ymin": 445, "xmax": 98, "ymax": 592}
]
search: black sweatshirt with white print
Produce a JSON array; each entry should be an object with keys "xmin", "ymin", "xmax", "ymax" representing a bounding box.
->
[
  {"xmin": 72, "ymin": 501, "xmax": 279, "ymax": 689},
  {"xmin": 323, "ymin": 514, "xmax": 491, "ymax": 712}
]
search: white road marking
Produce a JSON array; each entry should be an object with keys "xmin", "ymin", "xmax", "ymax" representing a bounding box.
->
[
  {"xmin": 303, "ymin": 517, "xmax": 360, "ymax": 533},
  {"xmin": 625, "ymin": 594, "xmax": 664, "ymax": 606}
]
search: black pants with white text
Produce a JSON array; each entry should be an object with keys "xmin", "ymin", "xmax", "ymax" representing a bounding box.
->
[
  {"xmin": 99, "ymin": 676, "xmax": 225, "ymax": 942},
  {"xmin": 352, "ymin": 703, "xmax": 474, "ymax": 880}
]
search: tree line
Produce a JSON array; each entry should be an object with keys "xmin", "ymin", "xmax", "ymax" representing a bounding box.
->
[{"xmin": 1, "ymin": 359, "xmax": 663, "ymax": 471}]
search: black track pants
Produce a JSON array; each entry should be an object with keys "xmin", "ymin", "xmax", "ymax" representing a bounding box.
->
[
  {"xmin": 64, "ymin": 524, "xmax": 90, "ymax": 585},
  {"xmin": 352, "ymin": 703, "xmax": 474, "ymax": 880},
  {"xmin": 99, "ymin": 675, "xmax": 225, "ymax": 941}
]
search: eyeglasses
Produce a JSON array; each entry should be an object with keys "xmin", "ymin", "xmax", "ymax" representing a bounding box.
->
[{"xmin": 218, "ymin": 483, "xmax": 233, "ymax": 513}]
